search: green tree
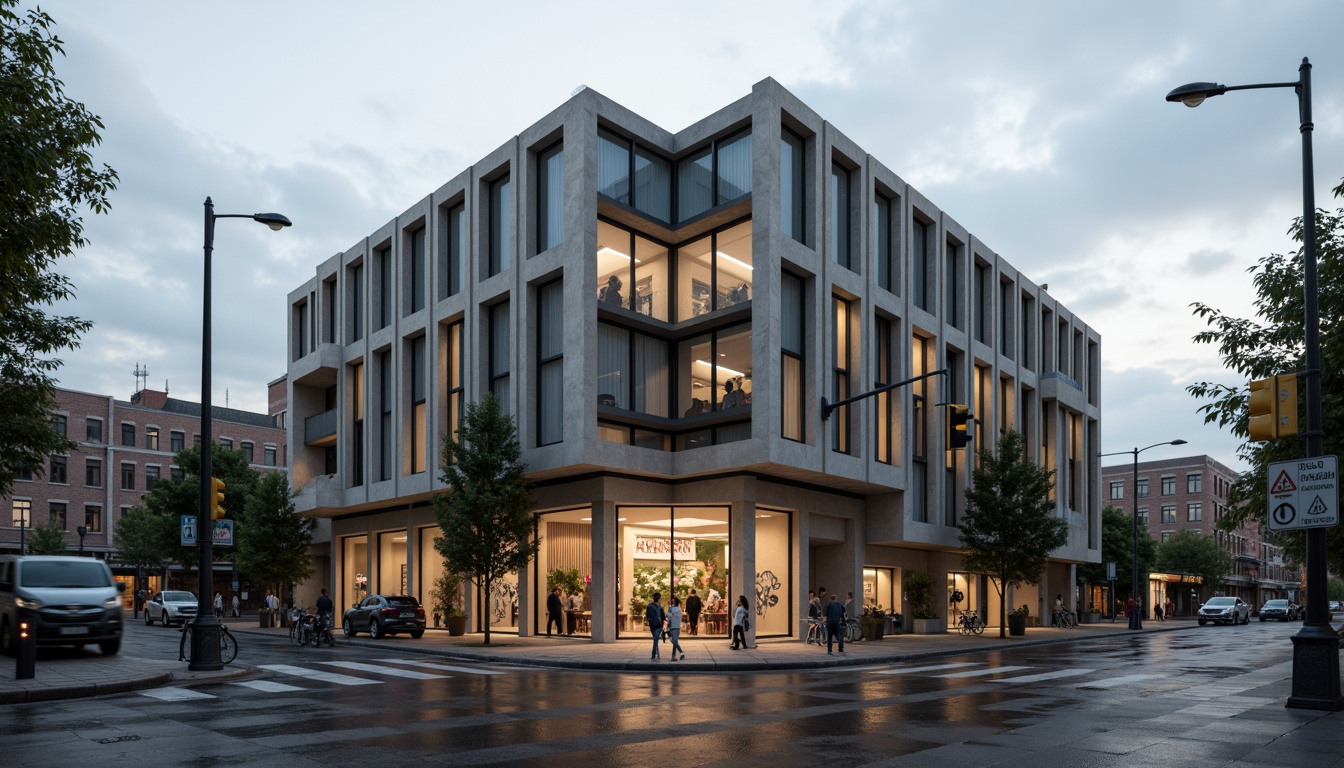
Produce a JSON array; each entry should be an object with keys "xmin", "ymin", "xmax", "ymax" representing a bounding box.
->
[
  {"xmin": 960, "ymin": 429, "xmax": 1069, "ymax": 638},
  {"xmin": 1155, "ymin": 530, "xmax": 1233, "ymax": 591},
  {"xmin": 0, "ymin": 1, "xmax": 117, "ymax": 497},
  {"xmin": 1188, "ymin": 178, "xmax": 1344, "ymax": 574},
  {"xmin": 27, "ymin": 516, "xmax": 67, "ymax": 554},
  {"xmin": 114, "ymin": 505, "xmax": 176, "ymax": 585},
  {"xmin": 1077, "ymin": 505, "xmax": 1158, "ymax": 601},
  {"xmin": 142, "ymin": 443, "xmax": 259, "ymax": 571},
  {"xmin": 433, "ymin": 393, "xmax": 538, "ymax": 645},
  {"xmin": 234, "ymin": 471, "xmax": 314, "ymax": 608}
]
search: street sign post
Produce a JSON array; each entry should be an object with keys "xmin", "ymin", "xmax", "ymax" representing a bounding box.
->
[
  {"xmin": 180, "ymin": 516, "xmax": 235, "ymax": 546},
  {"xmin": 1267, "ymin": 456, "xmax": 1339, "ymax": 532}
]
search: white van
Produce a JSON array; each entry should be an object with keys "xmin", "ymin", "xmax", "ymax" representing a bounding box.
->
[{"xmin": 0, "ymin": 555, "xmax": 125, "ymax": 656}]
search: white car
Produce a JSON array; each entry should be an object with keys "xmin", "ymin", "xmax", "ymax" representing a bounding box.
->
[
  {"xmin": 144, "ymin": 591, "xmax": 199, "ymax": 627},
  {"xmin": 1198, "ymin": 596, "xmax": 1251, "ymax": 626}
]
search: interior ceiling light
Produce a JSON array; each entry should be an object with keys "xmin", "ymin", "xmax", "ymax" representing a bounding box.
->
[
  {"xmin": 597, "ymin": 246, "xmax": 640, "ymax": 264},
  {"xmin": 716, "ymin": 251, "xmax": 753, "ymax": 271}
]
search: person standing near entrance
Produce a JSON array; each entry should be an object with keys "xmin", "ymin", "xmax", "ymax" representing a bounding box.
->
[
  {"xmin": 646, "ymin": 592, "xmax": 665, "ymax": 660},
  {"xmin": 546, "ymin": 587, "xmax": 564, "ymax": 637},
  {"xmin": 731, "ymin": 595, "xmax": 750, "ymax": 650},
  {"xmin": 824, "ymin": 593, "xmax": 846, "ymax": 655},
  {"xmin": 685, "ymin": 589, "xmax": 703, "ymax": 636},
  {"xmin": 231, "ymin": 593, "xmax": 240, "ymax": 618},
  {"xmin": 666, "ymin": 596, "xmax": 686, "ymax": 661}
]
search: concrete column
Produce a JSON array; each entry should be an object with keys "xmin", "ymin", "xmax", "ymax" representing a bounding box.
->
[
  {"xmin": 1067, "ymin": 563, "xmax": 1077, "ymax": 613},
  {"xmin": 590, "ymin": 499, "xmax": 617, "ymax": 643},
  {"xmin": 731, "ymin": 499, "xmax": 756, "ymax": 645}
]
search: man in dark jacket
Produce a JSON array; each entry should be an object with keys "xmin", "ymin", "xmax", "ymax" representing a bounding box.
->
[
  {"xmin": 546, "ymin": 588, "xmax": 564, "ymax": 637},
  {"xmin": 646, "ymin": 592, "xmax": 665, "ymax": 660},
  {"xmin": 824, "ymin": 594, "xmax": 847, "ymax": 655},
  {"xmin": 685, "ymin": 589, "xmax": 703, "ymax": 635}
]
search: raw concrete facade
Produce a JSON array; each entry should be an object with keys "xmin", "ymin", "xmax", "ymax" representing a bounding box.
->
[{"xmin": 287, "ymin": 78, "xmax": 1102, "ymax": 642}]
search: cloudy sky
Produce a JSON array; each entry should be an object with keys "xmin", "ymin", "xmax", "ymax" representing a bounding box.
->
[{"xmin": 30, "ymin": 1, "xmax": 1344, "ymax": 472}]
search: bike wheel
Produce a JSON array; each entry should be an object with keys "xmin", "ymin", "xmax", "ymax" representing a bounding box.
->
[
  {"xmin": 972, "ymin": 618, "xmax": 984, "ymax": 635},
  {"xmin": 220, "ymin": 630, "xmax": 237, "ymax": 664}
]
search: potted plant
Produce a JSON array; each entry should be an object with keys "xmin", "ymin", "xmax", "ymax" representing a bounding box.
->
[
  {"xmin": 860, "ymin": 604, "xmax": 887, "ymax": 641},
  {"xmin": 1008, "ymin": 603, "xmax": 1029, "ymax": 636},
  {"xmin": 904, "ymin": 571, "xmax": 944, "ymax": 634},
  {"xmin": 431, "ymin": 568, "xmax": 469, "ymax": 636},
  {"xmin": 258, "ymin": 607, "xmax": 272, "ymax": 628}
]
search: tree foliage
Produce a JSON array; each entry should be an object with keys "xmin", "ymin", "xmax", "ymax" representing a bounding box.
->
[
  {"xmin": 1077, "ymin": 505, "xmax": 1158, "ymax": 598},
  {"xmin": 1188, "ymin": 178, "xmax": 1344, "ymax": 574},
  {"xmin": 0, "ymin": 1, "xmax": 117, "ymax": 497},
  {"xmin": 139, "ymin": 444, "xmax": 259, "ymax": 571},
  {"xmin": 1155, "ymin": 530, "xmax": 1233, "ymax": 591},
  {"xmin": 959, "ymin": 430, "xmax": 1069, "ymax": 638},
  {"xmin": 433, "ymin": 393, "xmax": 538, "ymax": 645},
  {"xmin": 27, "ymin": 515, "xmax": 67, "ymax": 554},
  {"xmin": 234, "ymin": 470, "xmax": 314, "ymax": 605},
  {"xmin": 114, "ymin": 505, "xmax": 176, "ymax": 576}
]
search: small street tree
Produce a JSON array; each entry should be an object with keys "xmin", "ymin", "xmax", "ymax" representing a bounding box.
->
[
  {"xmin": 142, "ymin": 443, "xmax": 258, "ymax": 573},
  {"xmin": 28, "ymin": 516, "xmax": 67, "ymax": 554},
  {"xmin": 1077, "ymin": 505, "xmax": 1158, "ymax": 603},
  {"xmin": 433, "ymin": 393, "xmax": 538, "ymax": 645},
  {"xmin": 115, "ymin": 505, "xmax": 175, "ymax": 588},
  {"xmin": 1156, "ymin": 530, "xmax": 1232, "ymax": 595},
  {"xmin": 960, "ymin": 429, "xmax": 1068, "ymax": 638},
  {"xmin": 235, "ymin": 470, "xmax": 314, "ymax": 608}
]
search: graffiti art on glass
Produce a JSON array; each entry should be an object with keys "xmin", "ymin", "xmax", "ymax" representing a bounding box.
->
[{"xmin": 754, "ymin": 570, "xmax": 781, "ymax": 617}]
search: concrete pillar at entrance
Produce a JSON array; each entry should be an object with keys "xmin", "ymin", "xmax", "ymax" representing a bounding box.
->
[
  {"xmin": 731, "ymin": 498, "xmax": 756, "ymax": 645},
  {"xmin": 590, "ymin": 500, "xmax": 617, "ymax": 643},
  {"xmin": 1067, "ymin": 563, "xmax": 1077, "ymax": 613}
]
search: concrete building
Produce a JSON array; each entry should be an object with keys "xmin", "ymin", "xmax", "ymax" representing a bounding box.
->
[
  {"xmin": 286, "ymin": 78, "xmax": 1102, "ymax": 641},
  {"xmin": 2, "ymin": 380, "xmax": 288, "ymax": 604},
  {"xmin": 1101, "ymin": 454, "xmax": 1299, "ymax": 614}
]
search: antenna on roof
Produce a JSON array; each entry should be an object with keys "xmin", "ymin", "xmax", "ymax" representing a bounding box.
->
[
  {"xmin": 133, "ymin": 362, "xmax": 149, "ymax": 393},
  {"xmin": 164, "ymin": 380, "xmax": 169, "ymax": 395},
  {"xmin": 225, "ymin": 388, "xmax": 229, "ymax": 408}
]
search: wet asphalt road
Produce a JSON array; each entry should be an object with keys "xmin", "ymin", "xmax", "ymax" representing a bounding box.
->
[{"xmin": 0, "ymin": 619, "xmax": 1332, "ymax": 767}]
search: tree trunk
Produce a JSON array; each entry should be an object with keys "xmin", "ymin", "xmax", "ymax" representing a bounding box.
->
[
  {"xmin": 482, "ymin": 574, "xmax": 492, "ymax": 646},
  {"xmin": 996, "ymin": 579, "xmax": 1007, "ymax": 639}
]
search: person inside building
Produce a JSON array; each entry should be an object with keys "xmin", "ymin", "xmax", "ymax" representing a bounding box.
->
[{"xmin": 599, "ymin": 274, "xmax": 623, "ymax": 307}]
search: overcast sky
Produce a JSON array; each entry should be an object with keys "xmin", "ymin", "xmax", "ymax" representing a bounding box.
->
[{"xmin": 30, "ymin": 1, "xmax": 1344, "ymax": 472}]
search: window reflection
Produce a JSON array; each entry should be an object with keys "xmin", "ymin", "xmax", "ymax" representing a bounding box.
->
[
  {"xmin": 714, "ymin": 221, "xmax": 752, "ymax": 311},
  {"xmin": 680, "ymin": 325, "xmax": 751, "ymax": 417}
]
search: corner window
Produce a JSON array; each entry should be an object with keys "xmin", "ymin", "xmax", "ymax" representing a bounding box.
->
[
  {"xmin": 596, "ymin": 220, "xmax": 671, "ymax": 321},
  {"xmin": 677, "ymin": 130, "xmax": 752, "ymax": 224},
  {"xmin": 598, "ymin": 130, "xmax": 672, "ymax": 222},
  {"xmin": 674, "ymin": 219, "xmax": 753, "ymax": 321},
  {"xmin": 537, "ymin": 280, "xmax": 564, "ymax": 446}
]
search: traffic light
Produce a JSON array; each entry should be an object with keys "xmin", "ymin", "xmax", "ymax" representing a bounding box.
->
[
  {"xmin": 947, "ymin": 404, "xmax": 971, "ymax": 449},
  {"xmin": 210, "ymin": 476, "xmax": 226, "ymax": 520},
  {"xmin": 1248, "ymin": 374, "xmax": 1299, "ymax": 442}
]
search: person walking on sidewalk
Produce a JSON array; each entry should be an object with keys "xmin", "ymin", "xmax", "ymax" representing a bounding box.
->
[
  {"xmin": 666, "ymin": 596, "xmax": 686, "ymax": 661},
  {"xmin": 646, "ymin": 592, "xmax": 665, "ymax": 660},
  {"xmin": 546, "ymin": 588, "xmax": 564, "ymax": 637},
  {"xmin": 824, "ymin": 593, "xmax": 846, "ymax": 655},
  {"xmin": 231, "ymin": 593, "xmax": 239, "ymax": 618},
  {"xmin": 731, "ymin": 595, "xmax": 750, "ymax": 650},
  {"xmin": 686, "ymin": 589, "xmax": 703, "ymax": 636}
]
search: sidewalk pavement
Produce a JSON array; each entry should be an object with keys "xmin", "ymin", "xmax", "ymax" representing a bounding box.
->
[{"xmin": 1, "ymin": 614, "xmax": 1201, "ymax": 704}]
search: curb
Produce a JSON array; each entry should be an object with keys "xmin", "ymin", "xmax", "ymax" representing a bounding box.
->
[{"xmin": 0, "ymin": 671, "xmax": 173, "ymax": 705}]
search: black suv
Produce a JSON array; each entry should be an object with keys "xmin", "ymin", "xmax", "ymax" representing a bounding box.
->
[{"xmin": 343, "ymin": 595, "xmax": 426, "ymax": 639}]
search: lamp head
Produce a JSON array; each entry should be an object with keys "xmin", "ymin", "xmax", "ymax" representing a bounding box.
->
[
  {"xmin": 1165, "ymin": 82, "xmax": 1227, "ymax": 108},
  {"xmin": 1170, "ymin": 439, "xmax": 1188, "ymax": 446},
  {"xmin": 252, "ymin": 213, "xmax": 292, "ymax": 231}
]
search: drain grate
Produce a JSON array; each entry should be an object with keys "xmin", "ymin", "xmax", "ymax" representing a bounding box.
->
[{"xmin": 94, "ymin": 735, "xmax": 142, "ymax": 745}]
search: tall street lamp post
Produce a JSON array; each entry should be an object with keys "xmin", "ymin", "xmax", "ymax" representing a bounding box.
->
[
  {"xmin": 1166, "ymin": 57, "xmax": 1342, "ymax": 712},
  {"xmin": 1101, "ymin": 440, "xmax": 1186, "ymax": 630},
  {"xmin": 77, "ymin": 524, "xmax": 86, "ymax": 555},
  {"xmin": 190, "ymin": 197, "xmax": 291, "ymax": 671}
]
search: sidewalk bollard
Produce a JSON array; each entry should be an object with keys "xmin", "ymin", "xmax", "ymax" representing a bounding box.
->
[{"xmin": 16, "ymin": 619, "xmax": 36, "ymax": 680}]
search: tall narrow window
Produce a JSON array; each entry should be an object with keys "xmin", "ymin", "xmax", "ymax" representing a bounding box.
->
[
  {"xmin": 781, "ymin": 272, "xmax": 804, "ymax": 442},
  {"xmin": 446, "ymin": 203, "xmax": 465, "ymax": 297},
  {"xmin": 489, "ymin": 174, "xmax": 512, "ymax": 275},
  {"xmin": 85, "ymin": 459, "xmax": 101, "ymax": 487},
  {"xmin": 490, "ymin": 301, "xmax": 511, "ymax": 414},
  {"xmin": 597, "ymin": 130, "xmax": 630, "ymax": 203},
  {"xmin": 50, "ymin": 455, "xmax": 67, "ymax": 484},
  {"xmin": 912, "ymin": 335, "xmax": 929, "ymax": 522},
  {"xmin": 351, "ymin": 362, "xmax": 365, "ymax": 487},
  {"xmin": 377, "ymin": 246, "xmax": 391, "ymax": 330},
  {"xmin": 170, "ymin": 430, "xmax": 183, "ymax": 453},
  {"xmin": 145, "ymin": 427, "xmax": 159, "ymax": 451},
  {"xmin": 49, "ymin": 502, "xmax": 66, "ymax": 529},
  {"xmin": 447, "ymin": 321, "xmax": 464, "ymax": 445},
  {"xmin": 974, "ymin": 261, "xmax": 988, "ymax": 343},
  {"xmin": 52, "ymin": 414, "xmax": 66, "ymax": 437},
  {"xmin": 946, "ymin": 242, "xmax": 960, "ymax": 329},
  {"xmin": 146, "ymin": 466, "xmax": 159, "ymax": 491},
  {"xmin": 1000, "ymin": 278, "xmax": 1013, "ymax": 357},
  {"xmin": 121, "ymin": 423, "xmax": 135, "ymax": 447},
  {"xmin": 832, "ymin": 295, "xmax": 851, "ymax": 454},
  {"xmin": 410, "ymin": 336, "xmax": 426, "ymax": 474},
  {"xmin": 408, "ymin": 227, "xmax": 426, "ymax": 314},
  {"xmin": 831, "ymin": 163, "xmax": 850, "ymax": 269},
  {"xmin": 120, "ymin": 462, "xmax": 134, "ymax": 490},
  {"xmin": 875, "ymin": 316, "xmax": 893, "ymax": 464},
  {"xmin": 716, "ymin": 131, "xmax": 752, "ymax": 204},
  {"xmin": 85, "ymin": 418, "xmax": 102, "ymax": 443},
  {"xmin": 537, "ymin": 142, "xmax": 564, "ymax": 253},
  {"xmin": 678, "ymin": 147, "xmax": 713, "ymax": 222},
  {"xmin": 875, "ymin": 192, "xmax": 893, "ymax": 292},
  {"xmin": 379, "ymin": 350, "xmax": 392, "ymax": 482},
  {"xmin": 84, "ymin": 505, "xmax": 101, "ymax": 533},
  {"xmin": 11, "ymin": 500, "xmax": 30, "ymax": 529},
  {"xmin": 633, "ymin": 146, "xmax": 671, "ymax": 222},
  {"xmin": 781, "ymin": 128, "xmax": 804, "ymax": 243},
  {"xmin": 538, "ymin": 280, "xmax": 564, "ymax": 446},
  {"xmin": 912, "ymin": 217, "xmax": 929, "ymax": 311},
  {"xmin": 350, "ymin": 262, "xmax": 364, "ymax": 343}
]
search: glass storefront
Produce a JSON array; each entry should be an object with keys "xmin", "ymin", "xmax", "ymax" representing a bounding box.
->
[
  {"xmin": 418, "ymin": 526, "xmax": 445, "ymax": 623},
  {"xmin": 341, "ymin": 535, "xmax": 369, "ymax": 613},
  {"xmin": 619, "ymin": 506, "xmax": 730, "ymax": 637},
  {"xmin": 863, "ymin": 567, "xmax": 896, "ymax": 612},
  {"xmin": 534, "ymin": 508, "xmax": 594, "ymax": 636},
  {"xmin": 753, "ymin": 510, "xmax": 791, "ymax": 635},
  {"xmin": 481, "ymin": 571, "xmax": 519, "ymax": 634},
  {"xmin": 947, "ymin": 571, "xmax": 980, "ymax": 629},
  {"xmin": 378, "ymin": 530, "xmax": 408, "ymax": 595}
]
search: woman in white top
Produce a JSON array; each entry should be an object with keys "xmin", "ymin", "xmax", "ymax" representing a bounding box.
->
[
  {"xmin": 731, "ymin": 595, "xmax": 750, "ymax": 650},
  {"xmin": 667, "ymin": 596, "xmax": 686, "ymax": 661}
]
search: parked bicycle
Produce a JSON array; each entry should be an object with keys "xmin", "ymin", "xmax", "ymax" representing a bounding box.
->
[
  {"xmin": 179, "ymin": 619, "xmax": 238, "ymax": 664},
  {"xmin": 805, "ymin": 617, "xmax": 828, "ymax": 647},
  {"xmin": 1053, "ymin": 610, "xmax": 1078, "ymax": 628},
  {"xmin": 957, "ymin": 609, "xmax": 985, "ymax": 635}
]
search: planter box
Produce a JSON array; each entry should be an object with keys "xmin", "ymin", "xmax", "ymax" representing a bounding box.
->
[
  {"xmin": 1080, "ymin": 611, "xmax": 1101, "ymax": 625},
  {"xmin": 259, "ymin": 611, "xmax": 274, "ymax": 628},
  {"xmin": 447, "ymin": 615, "xmax": 468, "ymax": 636},
  {"xmin": 909, "ymin": 618, "xmax": 945, "ymax": 635},
  {"xmin": 1008, "ymin": 614, "xmax": 1027, "ymax": 636}
]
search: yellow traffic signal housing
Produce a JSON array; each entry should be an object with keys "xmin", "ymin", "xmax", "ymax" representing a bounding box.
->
[
  {"xmin": 210, "ymin": 476, "xmax": 227, "ymax": 519},
  {"xmin": 1248, "ymin": 374, "xmax": 1299, "ymax": 442},
  {"xmin": 947, "ymin": 404, "xmax": 971, "ymax": 449}
]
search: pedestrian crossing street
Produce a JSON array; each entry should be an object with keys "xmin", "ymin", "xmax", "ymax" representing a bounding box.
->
[
  {"xmin": 136, "ymin": 658, "xmax": 512, "ymax": 701},
  {"xmin": 871, "ymin": 661, "xmax": 1160, "ymax": 688}
]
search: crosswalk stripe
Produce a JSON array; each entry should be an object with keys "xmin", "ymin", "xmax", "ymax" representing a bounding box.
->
[
  {"xmin": 316, "ymin": 661, "xmax": 449, "ymax": 680},
  {"xmin": 235, "ymin": 680, "xmax": 307, "ymax": 693},
  {"xmin": 992, "ymin": 668, "xmax": 1094, "ymax": 684},
  {"xmin": 936, "ymin": 665, "xmax": 1032, "ymax": 678},
  {"xmin": 877, "ymin": 662, "xmax": 981, "ymax": 675},
  {"xmin": 258, "ymin": 663, "xmax": 382, "ymax": 686},
  {"xmin": 378, "ymin": 658, "xmax": 507, "ymax": 676},
  {"xmin": 1074, "ymin": 673, "xmax": 1159, "ymax": 689},
  {"xmin": 139, "ymin": 687, "xmax": 215, "ymax": 701}
]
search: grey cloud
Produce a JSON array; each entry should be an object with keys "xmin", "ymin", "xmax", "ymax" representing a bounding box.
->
[{"xmin": 1185, "ymin": 248, "xmax": 1235, "ymax": 275}]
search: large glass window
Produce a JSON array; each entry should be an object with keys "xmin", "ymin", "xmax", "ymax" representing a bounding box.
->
[
  {"xmin": 377, "ymin": 246, "xmax": 391, "ymax": 330},
  {"xmin": 781, "ymin": 272, "xmax": 804, "ymax": 442},
  {"xmin": 537, "ymin": 142, "xmax": 564, "ymax": 253},
  {"xmin": 489, "ymin": 174, "xmax": 511, "ymax": 275},
  {"xmin": 678, "ymin": 147, "xmax": 713, "ymax": 222},
  {"xmin": 875, "ymin": 192, "xmax": 894, "ymax": 292},
  {"xmin": 912, "ymin": 217, "xmax": 930, "ymax": 311},
  {"xmin": 912, "ymin": 335, "xmax": 930, "ymax": 522},
  {"xmin": 678, "ymin": 130, "xmax": 752, "ymax": 224},
  {"xmin": 490, "ymin": 302, "xmax": 511, "ymax": 413},
  {"xmin": 534, "ymin": 508, "xmax": 594, "ymax": 637},
  {"xmin": 831, "ymin": 163, "xmax": 851, "ymax": 269},
  {"xmin": 351, "ymin": 362, "xmax": 365, "ymax": 488},
  {"xmin": 341, "ymin": 535, "xmax": 370, "ymax": 612},
  {"xmin": 598, "ymin": 130, "xmax": 630, "ymax": 203},
  {"xmin": 407, "ymin": 227, "xmax": 426, "ymax": 314},
  {"xmin": 444, "ymin": 202, "xmax": 466, "ymax": 298},
  {"xmin": 378, "ymin": 530, "xmax": 408, "ymax": 596},
  {"xmin": 597, "ymin": 324, "xmax": 670, "ymax": 418},
  {"xmin": 832, "ymin": 296, "xmax": 851, "ymax": 454},
  {"xmin": 947, "ymin": 243, "xmax": 961, "ymax": 329},
  {"xmin": 781, "ymin": 128, "xmax": 804, "ymax": 243},
  {"xmin": 714, "ymin": 221, "xmax": 753, "ymax": 312},
  {"xmin": 410, "ymin": 336, "xmax": 427, "ymax": 474},
  {"xmin": 754, "ymin": 509, "xmax": 792, "ymax": 636},
  {"xmin": 597, "ymin": 130, "xmax": 671, "ymax": 222},
  {"xmin": 619, "ymin": 506, "xmax": 730, "ymax": 638},
  {"xmin": 680, "ymin": 325, "xmax": 752, "ymax": 417},
  {"xmin": 634, "ymin": 146, "xmax": 671, "ymax": 222},
  {"xmin": 483, "ymin": 569, "xmax": 519, "ymax": 634},
  {"xmin": 538, "ymin": 280, "xmax": 564, "ymax": 446},
  {"xmin": 875, "ymin": 316, "xmax": 893, "ymax": 464},
  {"xmin": 716, "ymin": 131, "xmax": 751, "ymax": 204},
  {"xmin": 676, "ymin": 219, "xmax": 754, "ymax": 320},
  {"xmin": 596, "ymin": 220, "xmax": 671, "ymax": 321},
  {"xmin": 349, "ymin": 262, "xmax": 364, "ymax": 343}
]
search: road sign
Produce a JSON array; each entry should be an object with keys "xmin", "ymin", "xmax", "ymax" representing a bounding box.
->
[
  {"xmin": 1267, "ymin": 456, "xmax": 1339, "ymax": 531},
  {"xmin": 180, "ymin": 515, "xmax": 196, "ymax": 546},
  {"xmin": 180, "ymin": 516, "xmax": 235, "ymax": 546}
]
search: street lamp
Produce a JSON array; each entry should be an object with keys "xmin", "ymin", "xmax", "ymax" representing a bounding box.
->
[
  {"xmin": 1101, "ymin": 440, "xmax": 1186, "ymax": 630},
  {"xmin": 1166, "ymin": 57, "xmax": 1342, "ymax": 712},
  {"xmin": 191, "ymin": 197, "xmax": 291, "ymax": 672},
  {"xmin": 76, "ymin": 524, "xmax": 86, "ymax": 555}
]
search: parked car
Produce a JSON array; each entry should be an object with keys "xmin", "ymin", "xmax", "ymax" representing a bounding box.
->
[
  {"xmin": 1258, "ymin": 599, "xmax": 1298, "ymax": 621},
  {"xmin": 1330, "ymin": 600, "xmax": 1343, "ymax": 613},
  {"xmin": 1198, "ymin": 596, "xmax": 1251, "ymax": 625},
  {"xmin": 343, "ymin": 595, "xmax": 426, "ymax": 639},
  {"xmin": 0, "ymin": 555, "xmax": 125, "ymax": 655},
  {"xmin": 144, "ymin": 590, "xmax": 199, "ymax": 627}
]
